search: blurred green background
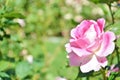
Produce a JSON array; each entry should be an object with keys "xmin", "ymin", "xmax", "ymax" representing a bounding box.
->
[{"xmin": 0, "ymin": 0, "xmax": 120, "ymax": 80}]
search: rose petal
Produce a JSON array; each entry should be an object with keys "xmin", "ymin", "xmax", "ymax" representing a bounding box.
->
[
  {"xmin": 87, "ymin": 37, "xmax": 102, "ymax": 52},
  {"xmin": 84, "ymin": 24, "xmax": 97, "ymax": 43},
  {"xmin": 70, "ymin": 38, "xmax": 90, "ymax": 48},
  {"xmin": 97, "ymin": 18, "xmax": 105, "ymax": 32},
  {"xmin": 96, "ymin": 56, "xmax": 108, "ymax": 67},
  {"xmin": 80, "ymin": 55, "xmax": 101, "ymax": 73},
  {"xmin": 71, "ymin": 28, "xmax": 77, "ymax": 39},
  {"xmin": 65, "ymin": 43, "xmax": 72, "ymax": 53},
  {"xmin": 68, "ymin": 52, "xmax": 92, "ymax": 66},
  {"xmin": 96, "ymin": 31, "xmax": 115, "ymax": 57},
  {"xmin": 71, "ymin": 20, "xmax": 94, "ymax": 39},
  {"xmin": 71, "ymin": 47, "xmax": 92, "ymax": 56}
]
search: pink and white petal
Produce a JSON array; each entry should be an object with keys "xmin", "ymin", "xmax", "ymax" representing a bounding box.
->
[
  {"xmin": 70, "ymin": 23, "xmax": 85, "ymax": 39},
  {"xmin": 68, "ymin": 52, "xmax": 82, "ymax": 66},
  {"xmin": 94, "ymin": 24, "xmax": 102, "ymax": 37},
  {"xmin": 106, "ymin": 31, "xmax": 116, "ymax": 41},
  {"xmin": 80, "ymin": 55, "xmax": 101, "ymax": 73},
  {"xmin": 96, "ymin": 42, "xmax": 115, "ymax": 57},
  {"xmin": 88, "ymin": 19, "xmax": 102, "ymax": 37},
  {"xmin": 65, "ymin": 43, "xmax": 72, "ymax": 53},
  {"xmin": 97, "ymin": 18, "xmax": 105, "ymax": 32},
  {"xmin": 87, "ymin": 39, "xmax": 101, "ymax": 52},
  {"xmin": 70, "ymin": 38, "xmax": 90, "ymax": 49},
  {"xmin": 84, "ymin": 24, "xmax": 97, "ymax": 43},
  {"xmin": 103, "ymin": 42, "xmax": 115, "ymax": 56},
  {"xmin": 71, "ymin": 47, "xmax": 92, "ymax": 57},
  {"xmin": 70, "ymin": 25, "xmax": 85, "ymax": 39},
  {"xmin": 68, "ymin": 52, "xmax": 92, "ymax": 66},
  {"xmin": 96, "ymin": 32, "xmax": 115, "ymax": 57},
  {"xmin": 71, "ymin": 28, "xmax": 77, "ymax": 39},
  {"xmin": 76, "ymin": 20, "xmax": 94, "ymax": 36},
  {"xmin": 89, "ymin": 20, "xmax": 100, "ymax": 35},
  {"xmin": 96, "ymin": 56, "xmax": 108, "ymax": 67}
]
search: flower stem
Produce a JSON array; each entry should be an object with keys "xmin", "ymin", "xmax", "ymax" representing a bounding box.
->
[
  {"xmin": 101, "ymin": 68, "xmax": 107, "ymax": 80},
  {"xmin": 107, "ymin": 3, "xmax": 115, "ymax": 24},
  {"xmin": 115, "ymin": 45, "xmax": 120, "ymax": 64},
  {"xmin": 86, "ymin": 76, "xmax": 90, "ymax": 80}
]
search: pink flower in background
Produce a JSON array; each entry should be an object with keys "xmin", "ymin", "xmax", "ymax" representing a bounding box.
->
[
  {"xmin": 65, "ymin": 18, "xmax": 115, "ymax": 73},
  {"xmin": 14, "ymin": 19, "xmax": 25, "ymax": 27},
  {"xmin": 106, "ymin": 64, "xmax": 119, "ymax": 77}
]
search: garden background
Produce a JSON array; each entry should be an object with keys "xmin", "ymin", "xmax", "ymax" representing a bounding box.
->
[{"xmin": 0, "ymin": 0, "xmax": 120, "ymax": 80}]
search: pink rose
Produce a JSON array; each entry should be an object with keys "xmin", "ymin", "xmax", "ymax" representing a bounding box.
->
[{"xmin": 65, "ymin": 18, "xmax": 115, "ymax": 73}]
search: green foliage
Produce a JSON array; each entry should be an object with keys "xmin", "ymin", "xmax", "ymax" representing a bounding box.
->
[
  {"xmin": 0, "ymin": 72, "xmax": 9, "ymax": 78},
  {"xmin": 15, "ymin": 61, "xmax": 32, "ymax": 79},
  {"xmin": 108, "ymin": 72, "xmax": 118, "ymax": 80},
  {"xmin": 114, "ymin": 9, "xmax": 120, "ymax": 19},
  {"xmin": 0, "ymin": 61, "xmax": 14, "ymax": 71},
  {"xmin": 109, "ymin": 22, "xmax": 120, "ymax": 34},
  {"xmin": 3, "ymin": 12, "xmax": 25, "ymax": 19}
]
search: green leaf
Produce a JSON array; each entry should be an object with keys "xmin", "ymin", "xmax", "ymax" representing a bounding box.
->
[
  {"xmin": 109, "ymin": 22, "xmax": 120, "ymax": 35},
  {"xmin": 0, "ymin": 72, "xmax": 9, "ymax": 78},
  {"xmin": 3, "ymin": 12, "xmax": 25, "ymax": 19},
  {"xmin": 15, "ymin": 61, "xmax": 32, "ymax": 79},
  {"xmin": 0, "ymin": 61, "xmax": 12, "ymax": 71},
  {"xmin": 114, "ymin": 9, "xmax": 120, "ymax": 18},
  {"xmin": 108, "ymin": 72, "xmax": 118, "ymax": 80}
]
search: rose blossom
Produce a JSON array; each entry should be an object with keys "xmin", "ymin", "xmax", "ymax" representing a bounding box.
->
[{"xmin": 65, "ymin": 18, "xmax": 115, "ymax": 73}]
